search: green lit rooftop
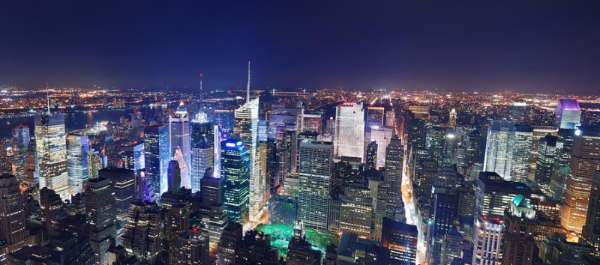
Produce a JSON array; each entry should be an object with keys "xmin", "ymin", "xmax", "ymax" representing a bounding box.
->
[{"xmin": 255, "ymin": 223, "xmax": 339, "ymax": 258}]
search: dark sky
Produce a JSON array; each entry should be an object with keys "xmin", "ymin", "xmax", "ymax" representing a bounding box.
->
[{"xmin": 1, "ymin": 1, "xmax": 599, "ymax": 94}]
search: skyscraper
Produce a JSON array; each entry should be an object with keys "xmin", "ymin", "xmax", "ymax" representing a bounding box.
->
[
  {"xmin": 535, "ymin": 134, "xmax": 557, "ymax": 186},
  {"xmin": 583, "ymin": 170, "xmax": 600, "ymax": 256},
  {"xmin": 221, "ymin": 139, "xmax": 250, "ymax": 224},
  {"xmin": 369, "ymin": 126, "xmax": 394, "ymax": 169},
  {"xmin": 119, "ymin": 201, "xmax": 163, "ymax": 264},
  {"xmin": 191, "ymin": 111, "xmax": 214, "ymax": 193},
  {"xmin": 85, "ymin": 177, "xmax": 116, "ymax": 265},
  {"xmin": 334, "ymin": 102, "xmax": 366, "ymax": 162},
  {"xmin": 298, "ymin": 141, "xmax": 333, "ymax": 231},
  {"xmin": 170, "ymin": 102, "xmax": 191, "ymax": 189},
  {"xmin": 339, "ymin": 184, "xmax": 374, "ymax": 238},
  {"xmin": 502, "ymin": 195, "xmax": 537, "ymax": 265},
  {"xmin": 234, "ymin": 97, "xmax": 261, "ymax": 222},
  {"xmin": 35, "ymin": 112, "xmax": 69, "ymax": 200},
  {"xmin": 99, "ymin": 168, "xmax": 135, "ymax": 228},
  {"xmin": 144, "ymin": 124, "xmax": 170, "ymax": 200},
  {"xmin": 11, "ymin": 125, "xmax": 30, "ymax": 182},
  {"xmin": 67, "ymin": 134, "xmax": 89, "ymax": 196},
  {"xmin": 483, "ymin": 120, "xmax": 516, "ymax": 181},
  {"xmin": 556, "ymin": 98, "xmax": 582, "ymax": 129},
  {"xmin": 200, "ymin": 170, "xmax": 229, "ymax": 259},
  {"xmin": 511, "ymin": 125, "xmax": 533, "ymax": 183},
  {"xmin": 0, "ymin": 174, "xmax": 28, "ymax": 257},
  {"xmin": 382, "ymin": 218, "xmax": 418, "ymax": 264},
  {"xmin": 561, "ymin": 127, "xmax": 600, "ymax": 234}
]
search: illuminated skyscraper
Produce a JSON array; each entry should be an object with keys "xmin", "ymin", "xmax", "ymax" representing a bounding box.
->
[
  {"xmin": 99, "ymin": 168, "xmax": 135, "ymax": 228},
  {"xmin": 233, "ymin": 98, "xmax": 260, "ymax": 221},
  {"xmin": 221, "ymin": 139, "xmax": 250, "ymax": 224},
  {"xmin": 535, "ymin": 134, "xmax": 557, "ymax": 187},
  {"xmin": 382, "ymin": 218, "xmax": 418, "ymax": 264},
  {"xmin": 191, "ymin": 111, "xmax": 214, "ymax": 193},
  {"xmin": 334, "ymin": 102, "xmax": 366, "ymax": 162},
  {"xmin": 449, "ymin": 108, "xmax": 457, "ymax": 129},
  {"xmin": 298, "ymin": 141, "xmax": 333, "ymax": 231},
  {"xmin": 366, "ymin": 106, "xmax": 385, "ymax": 129},
  {"xmin": 561, "ymin": 127, "xmax": 600, "ymax": 234},
  {"xmin": 511, "ymin": 125, "xmax": 533, "ymax": 183},
  {"xmin": 483, "ymin": 120, "xmax": 516, "ymax": 181},
  {"xmin": 369, "ymin": 126, "xmax": 394, "ymax": 169},
  {"xmin": 144, "ymin": 124, "xmax": 170, "ymax": 199},
  {"xmin": 583, "ymin": 171, "xmax": 600, "ymax": 256},
  {"xmin": 502, "ymin": 195, "xmax": 537, "ymax": 265},
  {"xmin": 67, "ymin": 134, "xmax": 89, "ymax": 196},
  {"xmin": 85, "ymin": 177, "xmax": 116, "ymax": 265},
  {"xmin": 170, "ymin": 103, "xmax": 191, "ymax": 189},
  {"xmin": 0, "ymin": 174, "xmax": 28, "ymax": 257},
  {"xmin": 556, "ymin": 99, "xmax": 582, "ymax": 129},
  {"xmin": 119, "ymin": 201, "xmax": 163, "ymax": 264},
  {"xmin": 35, "ymin": 112, "xmax": 69, "ymax": 200},
  {"xmin": 11, "ymin": 125, "xmax": 30, "ymax": 182}
]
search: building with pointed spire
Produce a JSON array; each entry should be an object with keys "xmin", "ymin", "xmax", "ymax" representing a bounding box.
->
[
  {"xmin": 169, "ymin": 102, "xmax": 191, "ymax": 189},
  {"xmin": 35, "ymin": 111, "xmax": 69, "ymax": 200}
]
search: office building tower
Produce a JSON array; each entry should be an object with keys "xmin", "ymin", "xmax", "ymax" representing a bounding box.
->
[
  {"xmin": 511, "ymin": 125, "xmax": 533, "ymax": 183},
  {"xmin": 234, "ymin": 97, "xmax": 261, "ymax": 221},
  {"xmin": 535, "ymin": 134, "xmax": 557, "ymax": 186},
  {"xmin": 298, "ymin": 141, "xmax": 333, "ymax": 231},
  {"xmin": 287, "ymin": 223, "xmax": 322, "ymax": 265},
  {"xmin": 0, "ymin": 138, "xmax": 12, "ymax": 175},
  {"xmin": 216, "ymin": 222, "xmax": 243, "ymax": 265},
  {"xmin": 538, "ymin": 233, "xmax": 592, "ymax": 265},
  {"xmin": 369, "ymin": 126, "xmax": 394, "ymax": 169},
  {"xmin": 483, "ymin": 120, "xmax": 516, "ymax": 181},
  {"xmin": 85, "ymin": 177, "xmax": 117, "ymax": 265},
  {"xmin": 406, "ymin": 118, "xmax": 427, "ymax": 151},
  {"xmin": 67, "ymin": 134, "xmax": 89, "ymax": 196},
  {"xmin": 472, "ymin": 215, "xmax": 504, "ymax": 265},
  {"xmin": 191, "ymin": 111, "xmax": 214, "ymax": 193},
  {"xmin": 366, "ymin": 141, "xmax": 377, "ymax": 170},
  {"xmin": 134, "ymin": 169, "xmax": 154, "ymax": 202},
  {"xmin": 367, "ymin": 106, "xmax": 385, "ymax": 129},
  {"xmin": 449, "ymin": 108, "xmax": 457, "ymax": 129},
  {"xmin": 502, "ymin": 195, "xmax": 537, "ymax": 265},
  {"xmin": 166, "ymin": 203, "xmax": 190, "ymax": 264},
  {"xmin": 0, "ymin": 174, "xmax": 28, "ymax": 257},
  {"xmin": 87, "ymin": 149, "xmax": 104, "ymax": 180},
  {"xmin": 557, "ymin": 99, "xmax": 582, "ymax": 129},
  {"xmin": 200, "ymin": 171, "xmax": 229, "ymax": 259},
  {"xmin": 339, "ymin": 184, "xmax": 374, "ymax": 238},
  {"xmin": 169, "ymin": 102, "xmax": 192, "ymax": 189},
  {"xmin": 99, "ymin": 168, "xmax": 135, "ymax": 228},
  {"xmin": 430, "ymin": 193, "xmax": 458, "ymax": 265},
  {"xmin": 548, "ymin": 129, "xmax": 575, "ymax": 202},
  {"xmin": 382, "ymin": 218, "xmax": 418, "ymax": 265},
  {"xmin": 119, "ymin": 201, "xmax": 162, "ymax": 264},
  {"xmin": 176, "ymin": 229, "xmax": 210, "ymax": 265},
  {"xmin": 144, "ymin": 124, "xmax": 170, "ymax": 200},
  {"xmin": 334, "ymin": 102, "xmax": 366, "ymax": 162},
  {"xmin": 173, "ymin": 147, "xmax": 189, "ymax": 189},
  {"xmin": 7, "ymin": 234, "xmax": 95, "ymax": 265},
  {"xmin": 11, "ymin": 125, "xmax": 30, "ymax": 182},
  {"xmin": 561, "ymin": 127, "xmax": 600, "ymax": 234},
  {"xmin": 221, "ymin": 139, "xmax": 250, "ymax": 224},
  {"xmin": 465, "ymin": 130, "xmax": 485, "ymax": 180},
  {"xmin": 303, "ymin": 113, "xmax": 322, "ymax": 133},
  {"xmin": 440, "ymin": 227, "xmax": 466, "ymax": 265},
  {"xmin": 167, "ymin": 160, "xmax": 182, "ymax": 193},
  {"xmin": 583, "ymin": 170, "xmax": 600, "ymax": 256},
  {"xmin": 35, "ymin": 112, "xmax": 69, "ymax": 200},
  {"xmin": 375, "ymin": 134, "xmax": 404, "ymax": 239},
  {"xmin": 40, "ymin": 187, "xmax": 67, "ymax": 238},
  {"xmin": 121, "ymin": 142, "xmax": 144, "ymax": 172}
]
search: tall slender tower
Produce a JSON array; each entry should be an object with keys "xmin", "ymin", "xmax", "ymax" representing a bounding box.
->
[
  {"xmin": 246, "ymin": 61, "xmax": 251, "ymax": 103},
  {"xmin": 169, "ymin": 103, "xmax": 191, "ymax": 189},
  {"xmin": 35, "ymin": 110, "xmax": 69, "ymax": 200}
]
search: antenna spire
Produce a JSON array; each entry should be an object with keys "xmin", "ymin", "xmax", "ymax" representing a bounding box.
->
[
  {"xmin": 46, "ymin": 83, "xmax": 51, "ymax": 115},
  {"xmin": 199, "ymin": 72, "xmax": 204, "ymax": 103},
  {"xmin": 246, "ymin": 60, "xmax": 251, "ymax": 103}
]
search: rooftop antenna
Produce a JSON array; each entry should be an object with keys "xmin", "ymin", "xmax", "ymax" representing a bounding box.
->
[
  {"xmin": 46, "ymin": 83, "xmax": 51, "ymax": 115},
  {"xmin": 199, "ymin": 72, "xmax": 203, "ymax": 102},
  {"xmin": 246, "ymin": 60, "xmax": 251, "ymax": 103}
]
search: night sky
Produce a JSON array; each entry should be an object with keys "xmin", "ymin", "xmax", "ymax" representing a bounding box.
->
[{"xmin": 1, "ymin": 1, "xmax": 599, "ymax": 94}]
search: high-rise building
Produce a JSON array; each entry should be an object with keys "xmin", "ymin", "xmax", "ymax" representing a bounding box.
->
[
  {"xmin": 483, "ymin": 120, "xmax": 516, "ymax": 181},
  {"xmin": 511, "ymin": 125, "xmax": 533, "ymax": 183},
  {"xmin": 119, "ymin": 201, "xmax": 163, "ymax": 264},
  {"xmin": 234, "ymin": 97, "xmax": 261, "ymax": 221},
  {"xmin": 287, "ymin": 222, "xmax": 322, "ymax": 265},
  {"xmin": 11, "ymin": 125, "xmax": 30, "ymax": 182},
  {"xmin": 449, "ymin": 108, "xmax": 457, "ymax": 129},
  {"xmin": 176, "ymin": 229, "xmax": 210, "ymax": 265},
  {"xmin": 430, "ymin": 193, "xmax": 458, "ymax": 265},
  {"xmin": 99, "ymin": 168, "xmax": 135, "ymax": 228},
  {"xmin": 557, "ymin": 98, "xmax": 582, "ymax": 129},
  {"xmin": 502, "ymin": 195, "xmax": 537, "ymax": 265},
  {"xmin": 374, "ymin": 134, "xmax": 404, "ymax": 239},
  {"xmin": 406, "ymin": 118, "xmax": 427, "ymax": 151},
  {"xmin": 334, "ymin": 102, "xmax": 366, "ymax": 162},
  {"xmin": 166, "ymin": 203, "xmax": 190, "ymax": 264},
  {"xmin": 121, "ymin": 142, "xmax": 144, "ymax": 172},
  {"xmin": 170, "ymin": 102, "xmax": 192, "ymax": 189},
  {"xmin": 191, "ymin": 111, "xmax": 214, "ymax": 193},
  {"xmin": 548, "ymin": 129, "xmax": 575, "ymax": 202},
  {"xmin": 35, "ymin": 112, "xmax": 69, "ymax": 200},
  {"xmin": 216, "ymin": 222, "xmax": 243, "ymax": 265},
  {"xmin": 366, "ymin": 106, "xmax": 385, "ymax": 129},
  {"xmin": 583, "ymin": 170, "xmax": 600, "ymax": 256},
  {"xmin": 85, "ymin": 177, "xmax": 117, "ymax": 265},
  {"xmin": 67, "ymin": 134, "xmax": 89, "ymax": 196},
  {"xmin": 87, "ymin": 149, "xmax": 104, "ymax": 180},
  {"xmin": 561, "ymin": 127, "xmax": 600, "ymax": 234},
  {"xmin": 535, "ymin": 134, "xmax": 557, "ymax": 186},
  {"xmin": 144, "ymin": 124, "xmax": 171, "ymax": 200},
  {"xmin": 381, "ymin": 218, "xmax": 418, "ymax": 265},
  {"xmin": 298, "ymin": 141, "xmax": 333, "ymax": 231},
  {"xmin": 369, "ymin": 126, "xmax": 394, "ymax": 169},
  {"xmin": 339, "ymin": 184, "xmax": 374, "ymax": 238},
  {"xmin": 221, "ymin": 139, "xmax": 250, "ymax": 224},
  {"xmin": 0, "ymin": 174, "xmax": 28, "ymax": 257},
  {"xmin": 200, "ymin": 170, "xmax": 229, "ymax": 259}
]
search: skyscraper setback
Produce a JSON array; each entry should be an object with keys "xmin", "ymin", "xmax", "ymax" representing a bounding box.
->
[{"xmin": 170, "ymin": 103, "xmax": 191, "ymax": 189}]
